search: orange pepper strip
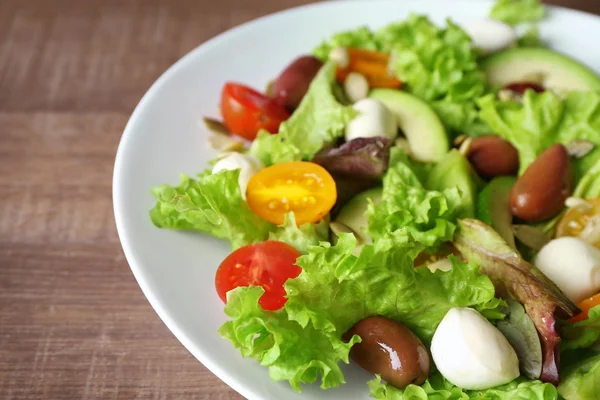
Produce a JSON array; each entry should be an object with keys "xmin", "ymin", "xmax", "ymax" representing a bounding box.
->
[
  {"xmin": 335, "ymin": 48, "xmax": 403, "ymax": 89},
  {"xmin": 366, "ymin": 75, "xmax": 403, "ymax": 89},
  {"xmin": 347, "ymin": 48, "xmax": 390, "ymax": 64},
  {"xmin": 569, "ymin": 292, "xmax": 600, "ymax": 323}
]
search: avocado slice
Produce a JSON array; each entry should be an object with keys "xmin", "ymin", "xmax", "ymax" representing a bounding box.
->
[
  {"xmin": 476, "ymin": 176, "xmax": 517, "ymax": 249},
  {"xmin": 482, "ymin": 47, "xmax": 600, "ymax": 92},
  {"xmin": 369, "ymin": 89, "xmax": 449, "ymax": 163},
  {"xmin": 334, "ymin": 187, "xmax": 382, "ymax": 245},
  {"xmin": 426, "ymin": 150, "xmax": 477, "ymax": 219}
]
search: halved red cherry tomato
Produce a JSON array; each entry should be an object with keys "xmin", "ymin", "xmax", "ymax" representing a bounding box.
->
[
  {"xmin": 335, "ymin": 48, "xmax": 402, "ymax": 89},
  {"xmin": 220, "ymin": 82, "xmax": 290, "ymax": 140},
  {"xmin": 569, "ymin": 293, "xmax": 600, "ymax": 323},
  {"xmin": 215, "ymin": 241, "xmax": 301, "ymax": 311},
  {"xmin": 246, "ymin": 161, "xmax": 337, "ymax": 225}
]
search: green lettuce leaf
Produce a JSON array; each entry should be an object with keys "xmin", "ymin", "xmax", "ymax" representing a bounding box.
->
[
  {"xmin": 268, "ymin": 213, "xmax": 329, "ymax": 254},
  {"xmin": 369, "ymin": 373, "xmax": 469, "ymax": 400},
  {"xmin": 366, "ymin": 151, "xmax": 464, "ymax": 248},
  {"xmin": 312, "ymin": 26, "xmax": 379, "ymax": 60},
  {"xmin": 562, "ymin": 306, "xmax": 600, "ymax": 351},
  {"xmin": 517, "ymin": 25, "xmax": 543, "ymax": 47},
  {"xmin": 490, "ymin": 0, "xmax": 545, "ymax": 26},
  {"xmin": 218, "ymin": 286, "xmax": 359, "ymax": 391},
  {"xmin": 150, "ymin": 170, "xmax": 274, "ymax": 249},
  {"xmin": 381, "ymin": 16, "xmax": 485, "ymax": 102},
  {"xmin": 558, "ymin": 352, "xmax": 600, "ymax": 400},
  {"xmin": 431, "ymin": 99, "xmax": 486, "ymax": 136},
  {"xmin": 574, "ymin": 157, "xmax": 600, "ymax": 199},
  {"xmin": 249, "ymin": 62, "xmax": 356, "ymax": 166},
  {"xmin": 285, "ymin": 233, "xmax": 500, "ymax": 343},
  {"xmin": 247, "ymin": 130, "xmax": 302, "ymax": 166},
  {"xmin": 381, "ymin": 16, "xmax": 486, "ymax": 132},
  {"xmin": 496, "ymin": 300, "xmax": 543, "ymax": 379},
  {"xmin": 369, "ymin": 374, "xmax": 558, "ymax": 400},
  {"xmin": 478, "ymin": 90, "xmax": 600, "ymax": 177}
]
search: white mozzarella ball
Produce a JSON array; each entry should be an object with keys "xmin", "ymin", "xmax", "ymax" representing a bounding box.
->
[
  {"xmin": 212, "ymin": 153, "xmax": 263, "ymax": 199},
  {"xmin": 345, "ymin": 98, "xmax": 397, "ymax": 142},
  {"xmin": 431, "ymin": 307, "xmax": 520, "ymax": 390},
  {"xmin": 535, "ymin": 237, "xmax": 600, "ymax": 303},
  {"xmin": 465, "ymin": 19, "xmax": 517, "ymax": 55}
]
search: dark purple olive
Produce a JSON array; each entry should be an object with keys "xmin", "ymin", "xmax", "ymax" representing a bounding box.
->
[
  {"xmin": 468, "ymin": 135, "xmax": 519, "ymax": 179},
  {"xmin": 269, "ymin": 55, "xmax": 323, "ymax": 111},
  {"xmin": 344, "ymin": 316, "xmax": 430, "ymax": 389},
  {"xmin": 510, "ymin": 144, "xmax": 574, "ymax": 222}
]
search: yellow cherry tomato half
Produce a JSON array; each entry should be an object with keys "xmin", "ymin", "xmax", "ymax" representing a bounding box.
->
[
  {"xmin": 246, "ymin": 161, "xmax": 337, "ymax": 225},
  {"xmin": 556, "ymin": 198, "xmax": 600, "ymax": 248},
  {"xmin": 569, "ymin": 292, "xmax": 600, "ymax": 323}
]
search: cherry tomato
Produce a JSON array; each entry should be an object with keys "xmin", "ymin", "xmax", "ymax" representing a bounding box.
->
[
  {"xmin": 504, "ymin": 82, "xmax": 545, "ymax": 94},
  {"xmin": 246, "ymin": 161, "xmax": 337, "ymax": 225},
  {"xmin": 556, "ymin": 198, "xmax": 600, "ymax": 248},
  {"xmin": 220, "ymin": 82, "xmax": 290, "ymax": 140},
  {"xmin": 569, "ymin": 293, "xmax": 600, "ymax": 323},
  {"xmin": 215, "ymin": 241, "xmax": 301, "ymax": 311}
]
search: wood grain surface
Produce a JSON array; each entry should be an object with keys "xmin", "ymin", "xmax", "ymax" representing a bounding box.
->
[{"xmin": 1, "ymin": 1, "xmax": 598, "ymax": 399}]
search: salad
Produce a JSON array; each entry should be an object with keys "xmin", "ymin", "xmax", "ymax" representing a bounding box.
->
[{"xmin": 149, "ymin": 0, "xmax": 600, "ymax": 398}]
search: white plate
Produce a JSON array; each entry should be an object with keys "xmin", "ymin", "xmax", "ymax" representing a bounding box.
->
[{"xmin": 113, "ymin": 1, "xmax": 600, "ymax": 398}]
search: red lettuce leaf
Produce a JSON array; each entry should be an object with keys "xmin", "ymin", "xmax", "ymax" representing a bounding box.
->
[
  {"xmin": 313, "ymin": 137, "xmax": 392, "ymax": 212},
  {"xmin": 453, "ymin": 219, "xmax": 580, "ymax": 385}
]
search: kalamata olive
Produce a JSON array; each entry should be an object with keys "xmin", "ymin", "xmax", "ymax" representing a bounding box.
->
[
  {"xmin": 510, "ymin": 144, "xmax": 574, "ymax": 222},
  {"xmin": 270, "ymin": 56, "xmax": 323, "ymax": 111},
  {"xmin": 504, "ymin": 82, "xmax": 545, "ymax": 94},
  {"xmin": 344, "ymin": 316, "xmax": 430, "ymax": 389},
  {"xmin": 467, "ymin": 135, "xmax": 519, "ymax": 179}
]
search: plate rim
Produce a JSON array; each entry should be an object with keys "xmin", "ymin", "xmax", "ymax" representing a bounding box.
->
[{"xmin": 112, "ymin": 1, "xmax": 600, "ymax": 398}]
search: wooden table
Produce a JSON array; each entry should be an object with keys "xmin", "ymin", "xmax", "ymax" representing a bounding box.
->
[{"xmin": 1, "ymin": 0, "xmax": 598, "ymax": 398}]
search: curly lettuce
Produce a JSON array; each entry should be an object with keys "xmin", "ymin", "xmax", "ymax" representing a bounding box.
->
[
  {"xmin": 268, "ymin": 213, "xmax": 329, "ymax": 254},
  {"xmin": 381, "ymin": 16, "xmax": 486, "ymax": 134},
  {"xmin": 366, "ymin": 151, "xmax": 465, "ymax": 249},
  {"xmin": 249, "ymin": 61, "xmax": 356, "ymax": 166},
  {"xmin": 219, "ymin": 286, "xmax": 359, "ymax": 391},
  {"xmin": 379, "ymin": 16, "xmax": 484, "ymax": 102},
  {"xmin": 369, "ymin": 374, "xmax": 558, "ymax": 400},
  {"xmin": 313, "ymin": 26, "xmax": 379, "ymax": 60},
  {"xmin": 490, "ymin": 0, "xmax": 545, "ymax": 26},
  {"xmin": 517, "ymin": 25, "xmax": 543, "ymax": 47},
  {"xmin": 574, "ymin": 154, "xmax": 600, "ymax": 199},
  {"xmin": 285, "ymin": 233, "xmax": 500, "ymax": 343},
  {"xmin": 431, "ymin": 100, "xmax": 485, "ymax": 135},
  {"xmin": 150, "ymin": 170, "xmax": 275, "ymax": 249}
]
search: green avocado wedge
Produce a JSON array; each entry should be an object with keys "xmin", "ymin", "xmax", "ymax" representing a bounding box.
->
[
  {"xmin": 476, "ymin": 176, "xmax": 517, "ymax": 249},
  {"xmin": 426, "ymin": 150, "xmax": 477, "ymax": 219},
  {"xmin": 369, "ymin": 89, "xmax": 449, "ymax": 163},
  {"xmin": 482, "ymin": 47, "xmax": 600, "ymax": 92},
  {"xmin": 333, "ymin": 187, "xmax": 382, "ymax": 245}
]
